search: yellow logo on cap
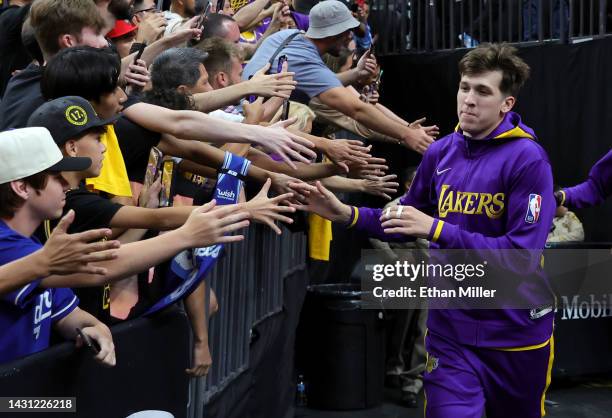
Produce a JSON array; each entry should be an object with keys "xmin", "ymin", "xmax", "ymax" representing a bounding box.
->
[{"xmin": 65, "ymin": 106, "xmax": 88, "ymax": 126}]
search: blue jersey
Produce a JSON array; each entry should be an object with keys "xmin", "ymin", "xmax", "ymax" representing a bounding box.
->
[{"xmin": 0, "ymin": 220, "xmax": 78, "ymax": 364}]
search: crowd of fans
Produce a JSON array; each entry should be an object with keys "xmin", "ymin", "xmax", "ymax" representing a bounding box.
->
[
  {"xmin": 0, "ymin": 0, "xmax": 422, "ymax": 375},
  {"xmin": 0, "ymin": 0, "xmax": 609, "ymax": 412}
]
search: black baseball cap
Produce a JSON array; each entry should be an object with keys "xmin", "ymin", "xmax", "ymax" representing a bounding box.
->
[{"xmin": 26, "ymin": 96, "xmax": 119, "ymax": 146}]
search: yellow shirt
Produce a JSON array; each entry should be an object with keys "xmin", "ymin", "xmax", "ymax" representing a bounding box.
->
[
  {"xmin": 86, "ymin": 125, "xmax": 132, "ymax": 197},
  {"xmin": 308, "ymin": 213, "xmax": 333, "ymax": 261}
]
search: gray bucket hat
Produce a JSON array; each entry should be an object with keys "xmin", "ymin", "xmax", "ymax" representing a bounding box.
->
[{"xmin": 305, "ymin": 0, "xmax": 360, "ymax": 39}]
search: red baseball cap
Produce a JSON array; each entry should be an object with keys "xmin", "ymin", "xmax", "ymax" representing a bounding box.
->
[{"xmin": 107, "ymin": 20, "xmax": 138, "ymax": 39}]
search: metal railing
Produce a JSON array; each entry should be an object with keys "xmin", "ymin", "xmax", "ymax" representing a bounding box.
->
[
  {"xmin": 369, "ymin": 0, "xmax": 609, "ymax": 53},
  {"xmin": 188, "ymin": 223, "xmax": 307, "ymax": 417}
]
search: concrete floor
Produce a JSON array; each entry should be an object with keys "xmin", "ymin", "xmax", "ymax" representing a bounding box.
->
[{"xmin": 296, "ymin": 376, "xmax": 612, "ymax": 418}]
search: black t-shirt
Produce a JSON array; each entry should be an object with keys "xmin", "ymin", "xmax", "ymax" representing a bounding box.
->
[
  {"xmin": 116, "ymin": 95, "xmax": 213, "ymax": 201},
  {"xmin": 0, "ymin": 62, "xmax": 44, "ymax": 130},
  {"xmin": 115, "ymin": 116, "xmax": 162, "ymax": 183},
  {"xmin": 64, "ymin": 186, "xmax": 123, "ymax": 233},
  {"xmin": 115, "ymin": 96, "xmax": 162, "ymax": 183},
  {"xmin": 34, "ymin": 186, "xmax": 124, "ymax": 325},
  {"xmin": 66, "ymin": 186, "xmax": 123, "ymax": 325},
  {"xmin": 0, "ymin": 4, "xmax": 31, "ymax": 98}
]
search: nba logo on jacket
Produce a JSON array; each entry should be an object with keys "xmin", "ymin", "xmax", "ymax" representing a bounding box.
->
[{"xmin": 525, "ymin": 193, "xmax": 542, "ymax": 223}]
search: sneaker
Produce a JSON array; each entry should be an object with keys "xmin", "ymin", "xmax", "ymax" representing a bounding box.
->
[
  {"xmin": 385, "ymin": 374, "xmax": 402, "ymax": 388},
  {"xmin": 400, "ymin": 391, "xmax": 418, "ymax": 408}
]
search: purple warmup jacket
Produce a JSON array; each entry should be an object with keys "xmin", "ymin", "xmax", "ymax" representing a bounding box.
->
[
  {"xmin": 561, "ymin": 148, "xmax": 611, "ymax": 209},
  {"xmin": 352, "ymin": 112, "xmax": 556, "ymax": 348}
]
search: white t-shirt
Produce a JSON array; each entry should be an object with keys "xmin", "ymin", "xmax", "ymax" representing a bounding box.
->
[
  {"xmin": 163, "ymin": 10, "xmax": 185, "ymax": 35},
  {"xmin": 209, "ymin": 109, "xmax": 245, "ymax": 124}
]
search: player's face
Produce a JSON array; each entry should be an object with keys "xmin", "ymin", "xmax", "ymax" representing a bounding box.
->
[
  {"xmin": 28, "ymin": 173, "xmax": 70, "ymax": 220},
  {"xmin": 457, "ymin": 70, "xmax": 515, "ymax": 139}
]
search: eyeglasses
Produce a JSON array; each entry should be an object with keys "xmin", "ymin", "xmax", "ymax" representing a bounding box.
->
[{"xmin": 134, "ymin": 6, "xmax": 157, "ymax": 14}]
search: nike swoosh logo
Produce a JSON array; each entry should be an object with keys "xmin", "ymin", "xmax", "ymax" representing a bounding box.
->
[{"xmin": 436, "ymin": 168, "xmax": 452, "ymax": 175}]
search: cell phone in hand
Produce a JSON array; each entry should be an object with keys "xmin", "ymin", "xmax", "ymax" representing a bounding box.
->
[
  {"xmin": 365, "ymin": 37, "xmax": 377, "ymax": 58},
  {"xmin": 143, "ymin": 147, "xmax": 162, "ymax": 191},
  {"xmin": 277, "ymin": 55, "xmax": 290, "ymax": 120},
  {"xmin": 159, "ymin": 157, "xmax": 176, "ymax": 207},
  {"xmin": 281, "ymin": 100, "xmax": 291, "ymax": 121},
  {"xmin": 376, "ymin": 69, "xmax": 383, "ymax": 83},
  {"xmin": 246, "ymin": 74, "xmax": 258, "ymax": 103},
  {"xmin": 199, "ymin": 1, "xmax": 212, "ymax": 27},
  {"xmin": 76, "ymin": 327, "xmax": 100, "ymax": 355},
  {"xmin": 133, "ymin": 42, "xmax": 146, "ymax": 64},
  {"xmin": 276, "ymin": 55, "xmax": 288, "ymax": 74}
]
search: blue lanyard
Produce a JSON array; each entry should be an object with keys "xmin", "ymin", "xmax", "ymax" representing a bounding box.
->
[{"xmin": 144, "ymin": 152, "xmax": 251, "ymax": 315}]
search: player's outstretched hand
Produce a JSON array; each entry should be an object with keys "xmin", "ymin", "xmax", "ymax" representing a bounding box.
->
[{"xmin": 380, "ymin": 205, "xmax": 434, "ymax": 239}]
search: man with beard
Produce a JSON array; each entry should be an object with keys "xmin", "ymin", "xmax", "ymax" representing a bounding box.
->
[
  {"xmin": 164, "ymin": 0, "xmax": 197, "ymax": 34},
  {"xmin": 242, "ymin": 0, "xmax": 435, "ymax": 155}
]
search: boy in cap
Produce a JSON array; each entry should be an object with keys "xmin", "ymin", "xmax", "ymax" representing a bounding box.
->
[{"xmin": 0, "ymin": 127, "xmax": 116, "ymax": 366}]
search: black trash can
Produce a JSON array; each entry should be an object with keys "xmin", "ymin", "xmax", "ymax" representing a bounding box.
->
[{"xmin": 300, "ymin": 283, "xmax": 385, "ymax": 410}]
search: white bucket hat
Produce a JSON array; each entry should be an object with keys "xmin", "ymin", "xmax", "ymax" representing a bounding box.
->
[{"xmin": 305, "ymin": 0, "xmax": 360, "ymax": 39}]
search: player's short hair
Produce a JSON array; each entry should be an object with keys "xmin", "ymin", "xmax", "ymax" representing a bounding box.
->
[
  {"xmin": 30, "ymin": 0, "xmax": 106, "ymax": 58},
  {"xmin": 458, "ymin": 43, "xmax": 530, "ymax": 96}
]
